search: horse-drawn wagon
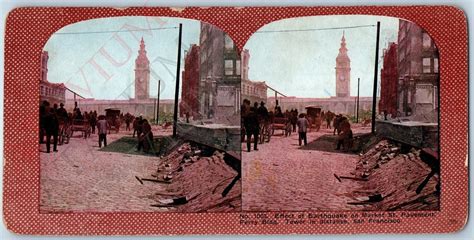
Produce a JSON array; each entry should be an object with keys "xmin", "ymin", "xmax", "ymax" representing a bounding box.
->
[
  {"xmin": 271, "ymin": 117, "xmax": 292, "ymax": 137},
  {"xmin": 305, "ymin": 106, "xmax": 322, "ymax": 132},
  {"xmin": 70, "ymin": 119, "xmax": 91, "ymax": 139},
  {"xmin": 105, "ymin": 108, "xmax": 121, "ymax": 133}
]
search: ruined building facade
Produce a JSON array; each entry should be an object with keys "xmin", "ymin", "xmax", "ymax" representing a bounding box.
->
[
  {"xmin": 379, "ymin": 42, "xmax": 399, "ymax": 116},
  {"xmin": 397, "ymin": 20, "xmax": 439, "ymax": 121},
  {"xmin": 198, "ymin": 23, "xmax": 241, "ymax": 125}
]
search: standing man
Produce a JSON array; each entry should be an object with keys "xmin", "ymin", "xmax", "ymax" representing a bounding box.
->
[
  {"xmin": 89, "ymin": 110, "xmax": 97, "ymax": 134},
  {"xmin": 257, "ymin": 101, "xmax": 269, "ymax": 143},
  {"xmin": 56, "ymin": 103, "xmax": 68, "ymax": 120},
  {"xmin": 97, "ymin": 115, "xmax": 109, "ymax": 148},
  {"xmin": 297, "ymin": 113, "xmax": 309, "ymax": 146},
  {"xmin": 44, "ymin": 105, "xmax": 59, "ymax": 153},
  {"xmin": 291, "ymin": 109, "xmax": 298, "ymax": 132},
  {"xmin": 257, "ymin": 101, "xmax": 269, "ymax": 123},
  {"xmin": 125, "ymin": 113, "xmax": 132, "ymax": 131},
  {"xmin": 333, "ymin": 114, "xmax": 342, "ymax": 135},
  {"xmin": 132, "ymin": 117, "xmax": 140, "ymax": 137},
  {"xmin": 243, "ymin": 99, "xmax": 259, "ymax": 152}
]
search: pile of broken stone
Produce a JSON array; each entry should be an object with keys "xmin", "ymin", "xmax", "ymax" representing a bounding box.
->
[
  {"xmin": 344, "ymin": 140, "xmax": 439, "ymax": 210},
  {"xmin": 137, "ymin": 142, "xmax": 241, "ymax": 212}
]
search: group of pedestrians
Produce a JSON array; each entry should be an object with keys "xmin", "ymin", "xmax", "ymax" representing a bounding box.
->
[
  {"xmin": 40, "ymin": 100, "xmax": 105, "ymax": 153},
  {"xmin": 241, "ymin": 99, "xmax": 314, "ymax": 150},
  {"xmin": 241, "ymin": 100, "xmax": 271, "ymax": 152},
  {"xmin": 40, "ymin": 101, "xmax": 61, "ymax": 153},
  {"xmin": 39, "ymin": 101, "xmax": 156, "ymax": 154},
  {"xmin": 240, "ymin": 99, "xmax": 354, "ymax": 152}
]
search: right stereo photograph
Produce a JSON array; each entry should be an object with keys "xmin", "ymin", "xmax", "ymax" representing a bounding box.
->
[{"xmin": 240, "ymin": 15, "xmax": 439, "ymax": 212}]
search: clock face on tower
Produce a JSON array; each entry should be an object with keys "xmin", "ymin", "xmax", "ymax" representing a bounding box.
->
[{"xmin": 340, "ymin": 74, "xmax": 345, "ymax": 81}]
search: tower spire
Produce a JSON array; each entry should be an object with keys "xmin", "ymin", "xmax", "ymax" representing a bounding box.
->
[
  {"xmin": 338, "ymin": 31, "xmax": 348, "ymax": 58},
  {"xmin": 335, "ymin": 32, "xmax": 351, "ymax": 98},
  {"xmin": 136, "ymin": 37, "xmax": 149, "ymax": 64},
  {"xmin": 135, "ymin": 37, "xmax": 150, "ymax": 99}
]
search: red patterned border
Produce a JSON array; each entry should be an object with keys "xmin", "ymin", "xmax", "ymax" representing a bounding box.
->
[{"xmin": 3, "ymin": 6, "xmax": 468, "ymax": 235}]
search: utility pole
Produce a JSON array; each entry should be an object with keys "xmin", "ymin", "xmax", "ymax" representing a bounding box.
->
[
  {"xmin": 357, "ymin": 77, "xmax": 360, "ymax": 123},
  {"xmin": 173, "ymin": 23, "xmax": 182, "ymax": 138},
  {"xmin": 156, "ymin": 79, "xmax": 161, "ymax": 124},
  {"xmin": 371, "ymin": 21, "xmax": 381, "ymax": 134},
  {"xmin": 153, "ymin": 87, "xmax": 156, "ymax": 123},
  {"xmin": 354, "ymin": 95, "xmax": 357, "ymax": 120}
]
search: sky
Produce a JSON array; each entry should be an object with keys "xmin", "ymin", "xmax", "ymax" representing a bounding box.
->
[
  {"xmin": 44, "ymin": 15, "xmax": 399, "ymax": 100},
  {"xmin": 244, "ymin": 15, "xmax": 399, "ymax": 98},
  {"xmin": 44, "ymin": 16, "xmax": 201, "ymax": 100}
]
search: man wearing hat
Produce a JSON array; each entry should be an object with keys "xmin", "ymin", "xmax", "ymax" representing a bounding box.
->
[{"xmin": 56, "ymin": 103, "xmax": 68, "ymax": 121}]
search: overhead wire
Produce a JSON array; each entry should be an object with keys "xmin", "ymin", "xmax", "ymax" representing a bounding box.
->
[
  {"xmin": 254, "ymin": 24, "xmax": 375, "ymax": 34},
  {"xmin": 53, "ymin": 26, "xmax": 178, "ymax": 35}
]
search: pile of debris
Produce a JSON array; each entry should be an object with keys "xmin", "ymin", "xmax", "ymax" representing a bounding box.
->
[
  {"xmin": 343, "ymin": 139, "xmax": 439, "ymax": 210},
  {"xmin": 136, "ymin": 142, "xmax": 241, "ymax": 212}
]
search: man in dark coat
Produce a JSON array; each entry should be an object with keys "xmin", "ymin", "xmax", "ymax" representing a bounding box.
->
[
  {"xmin": 56, "ymin": 103, "xmax": 68, "ymax": 121},
  {"xmin": 257, "ymin": 101, "xmax": 269, "ymax": 123},
  {"xmin": 125, "ymin": 113, "xmax": 132, "ymax": 131},
  {"xmin": 89, "ymin": 110, "xmax": 97, "ymax": 134},
  {"xmin": 243, "ymin": 102, "xmax": 259, "ymax": 152},
  {"xmin": 132, "ymin": 117, "xmax": 138, "ymax": 137},
  {"xmin": 333, "ymin": 114, "xmax": 342, "ymax": 135},
  {"xmin": 44, "ymin": 106, "xmax": 59, "ymax": 153},
  {"xmin": 290, "ymin": 109, "xmax": 298, "ymax": 132}
]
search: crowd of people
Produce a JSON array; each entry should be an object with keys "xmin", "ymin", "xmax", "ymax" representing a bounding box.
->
[
  {"xmin": 241, "ymin": 99, "xmax": 263, "ymax": 152},
  {"xmin": 39, "ymin": 101, "xmax": 155, "ymax": 154},
  {"xmin": 39, "ymin": 100, "xmax": 99, "ymax": 153},
  {"xmin": 240, "ymin": 100, "xmax": 354, "ymax": 152},
  {"xmin": 240, "ymin": 99, "xmax": 314, "ymax": 151},
  {"xmin": 41, "ymin": 99, "xmax": 354, "ymax": 154}
]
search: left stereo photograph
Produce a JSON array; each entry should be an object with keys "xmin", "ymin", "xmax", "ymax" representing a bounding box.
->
[{"xmin": 39, "ymin": 16, "xmax": 242, "ymax": 213}]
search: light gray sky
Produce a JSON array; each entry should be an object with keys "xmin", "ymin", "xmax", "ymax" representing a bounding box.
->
[
  {"xmin": 244, "ymin": 15, "xmax": 399, "ymax": 98},
  {"xmin": 44, "ymin": 15, "xmax": 398, "ymax": 100},
  {"xmin": 44, "ymin": 16, "xmax": 201, "ymax": 100}
]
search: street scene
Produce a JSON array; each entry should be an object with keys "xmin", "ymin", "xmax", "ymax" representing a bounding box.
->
[
  {"xmin": 39, "ymin": 17, "xmax": 241, "ymax": 213},
  {"xmin": 39, "ymin": 15, "xmax": 440, "ymax": 213},
  {"xmin": 241, "ymin": 16, "xmax": 439, "ymax": 211}
]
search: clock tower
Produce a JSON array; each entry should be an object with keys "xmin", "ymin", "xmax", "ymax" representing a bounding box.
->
[
  {"xmin": 135, "ymin": 37, "xmax": 150, "ymax": 100},
  {"xmin": 335, "ymin": 32, "xmax": 351, "ymax": 98}
]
